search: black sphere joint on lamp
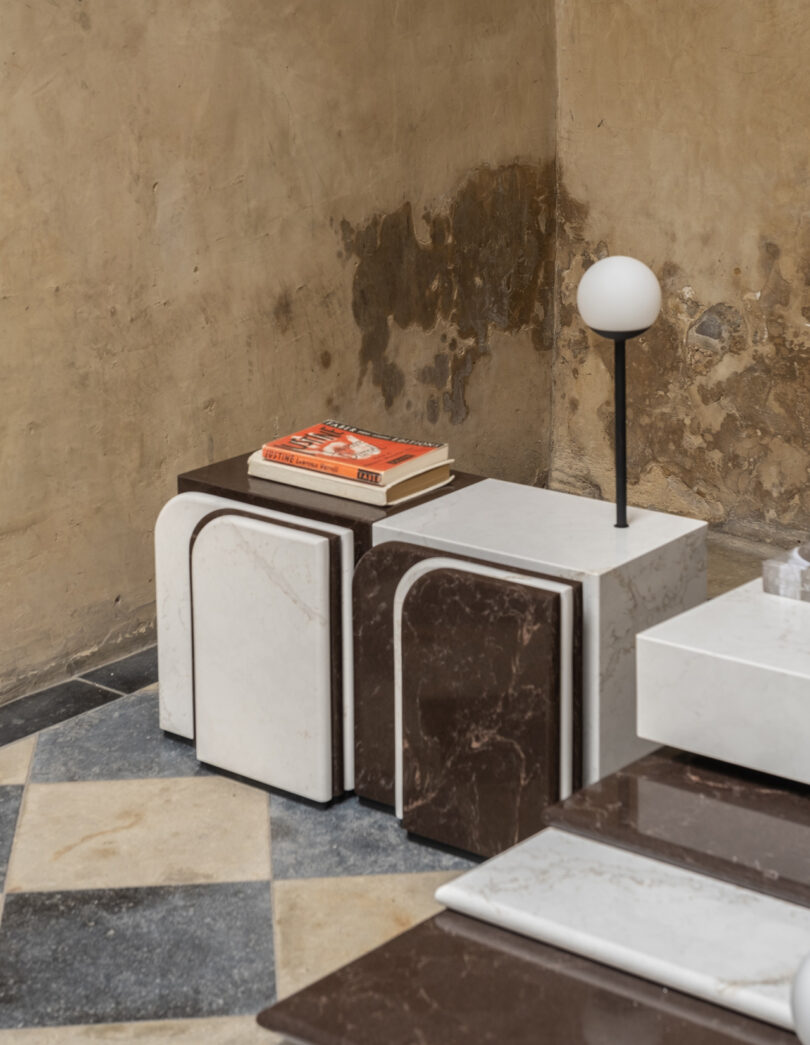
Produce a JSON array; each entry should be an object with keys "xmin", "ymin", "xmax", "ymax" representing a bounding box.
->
[{"xmin": 576, "ymin": 256, "xmax": 662, "ymax": 528}]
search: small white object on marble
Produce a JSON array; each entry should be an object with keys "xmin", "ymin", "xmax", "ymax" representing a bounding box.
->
[
  {"xmin": 637, "ymin": 579, "xmax": 810, "ymax": 785},
  {"xmin": 374, "ymin": 479, "xmax": 706, "ymax": 785},
  {"xmin": 155, "ymin": 492, "xmax": 355, "ymax": 789},
  {"xmin": 763, "ymin": 547, "xmax": 810, "ymax": 602},
  {"xmin": 192, "ymin": 514, "xmax": 334, "ymax": 802},
  {"xmin": 391, "ymin": 558, "xmax": 576, "ymax": 819},
  {"xmin": 436, "ymin": 827, "xmax": 807, "ymax": 1031}
]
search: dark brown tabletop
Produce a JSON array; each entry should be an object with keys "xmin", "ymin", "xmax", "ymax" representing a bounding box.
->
[
  {"xmin": 257, "ymin": 748, "xmax": 810, "ymax": 1042},
  {"xmin": 178, "ymin": 453, "xmax": 484, "ymax": 560},
  {"xmin": 545, "ymin": 746, "xmax": 810, "ymax": 907},
  {"xmin": 257, "ymin": 910, "xmax": 797, "ymax": 1044}
]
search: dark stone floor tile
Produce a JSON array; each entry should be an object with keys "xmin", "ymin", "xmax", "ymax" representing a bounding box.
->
[
  {"xmin": 0, "ymin": 787, "xmax": 23, "ymax": 891},
  {"xmin": 0, "ymin": 681, "xmax": 121, "ymax": 748},
  {"xmin": 31, "ymin": 690, "xmax": 212, "ymax": 782},
  {"xmin": 0, "ymin": 882, "xmax": 275, "ymax": 1028},
  {"xmin": 80, "ymin": 646, "xmax": 158, "ymax": 694},
  {"xmin": 269, "ymin": 792, "xmax": 477, "ymax": 880}
]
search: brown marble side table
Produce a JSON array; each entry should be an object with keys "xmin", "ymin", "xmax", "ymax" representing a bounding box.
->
[{"xmin": 257, "ymin": 748, "xmax": 808, "ymax": 1044}]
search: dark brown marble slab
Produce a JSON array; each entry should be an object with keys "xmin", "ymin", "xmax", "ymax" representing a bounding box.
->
[
  {"xmin": 353, "ymin": 542, "xmax": 441, "ymax": 805},
  {"xmin": 402, "ymin": 568, "xmax": 561, "ymax": 857},
  {"xmin": 545, "ymin": 746, "xmax": 810, "ymax": 907},
  {"xmin": 178, "ymin": 453, "xmax": 484, "ymax": 561},
  {"xmin": 352, "ymin": 542, "xmax": 582, "ymax": 809},
  {"xmin": 257, "ymin": 911, "xmax": 796, "ymax": 1044},
  {"xmin": 189, "ymin": 507, "xmax": 344, "ymax": 796}
]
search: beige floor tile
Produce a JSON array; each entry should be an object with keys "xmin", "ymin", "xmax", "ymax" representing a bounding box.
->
[
  {"xmin": 0, "ymin": 1015, "xmax": 282, "ymax": 1043},
  {"xmin": 0, "ymin": 736, "xmax": 36, "ymax": 785},
  {"xmin": 273, "ymin": 868, "xmax": 462, "ymax": 998},
  {"xmin": 6, "ymin": 777, "xmax": 271, "ymax": 892}
]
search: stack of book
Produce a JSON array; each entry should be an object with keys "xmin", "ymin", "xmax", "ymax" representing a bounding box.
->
[{"xmin": 247, "ymin": 420, "xmax": 453, "ymax": 505}]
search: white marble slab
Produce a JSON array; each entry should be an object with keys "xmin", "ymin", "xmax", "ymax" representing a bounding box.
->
[
  {"xmin": 155, "ymin": 492, "xmax": 230, "ymax": 739},
  {"xmin": 436, "ymin": 826, "xmax": 808, "ymax": 1031},
  {"xmin": 374, "ymin": 479, "xmax": 707, "ymax": 784},
  {"xmin": 155, "ymin": 492, "xmax": 355, "ymax": 788},
  {"xmin": 192, "ymin": 514, "xmax": 335, "ymax": 802},
  {"xmin": 637, "ymin": 579, "xmax": 810, "ymax": 785},
  {"xmin": 392, "ymin": 558, "xmax": 576, "ymax": 818}
]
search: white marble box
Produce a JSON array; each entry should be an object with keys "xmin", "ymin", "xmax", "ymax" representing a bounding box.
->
[
  {"xmin": 637, "ymin": 579, "xmax": 810, "ymax": 785},
  {"xmin": 373, "ymin": 480, "xmax": 707, "ymax": 785}
]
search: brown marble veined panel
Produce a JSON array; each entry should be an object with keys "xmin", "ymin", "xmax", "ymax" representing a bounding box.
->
[
  {"xmin": 545, "ymin": 746, "xmax": 810, "ymax": 907},
  {"xmin": 178, "ymin": 453, "xmax": 484, "ymax": 561},
  {"xmin": 352, "ymin": 542, "xmax": 582, "ymax": 809},
  {"xmin": 257, "ymin": 910, "xmax": 795, "ymax": 1044},
  {"xmin": 401, "ymin": 568, "xmax": 563, "ymax": 857},
  {"xmin": 353, "ymin": 542, "xmax": 441, "ymax": 804}
]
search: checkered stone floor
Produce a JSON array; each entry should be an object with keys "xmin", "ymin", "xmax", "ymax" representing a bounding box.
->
[{"xmin": 0, "ymin": 652, "xmax": 475, "ymax": 1042}]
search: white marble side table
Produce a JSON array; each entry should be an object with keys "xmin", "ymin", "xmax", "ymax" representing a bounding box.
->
[{"xmin": 637, "ymin": 579, "xmax": 810, "ymax": 785}]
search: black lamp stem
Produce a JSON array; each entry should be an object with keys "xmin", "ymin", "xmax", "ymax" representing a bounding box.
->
[{"xmin": 614, "ymin": 338, "xmax": 627, "ymax": 528}]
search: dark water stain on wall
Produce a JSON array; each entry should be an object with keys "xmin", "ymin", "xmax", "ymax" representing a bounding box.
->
[
  {"xmin": 340, "ymin": 162, "xmax": 555, "ymax": 420},
  {"xmin": 273, "ymin": 290, "xmax": 293, "ymax": 333}
]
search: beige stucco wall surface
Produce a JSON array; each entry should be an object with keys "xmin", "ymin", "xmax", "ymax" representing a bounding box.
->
[
  {"xmin": 1, "ymin": 0, "xmax": 557, "ymax": 699},
  {"xmin": 553, "ymin": 0, "xmax": 810, "ymax": 544}
]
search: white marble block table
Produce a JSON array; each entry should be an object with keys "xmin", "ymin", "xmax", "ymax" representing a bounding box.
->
[
  {"xmin": 373, "ymin": 480, "xmax": 707, "ymax": 785},
  {"xmin": 637, "ymin": 578, "xmax": 810, "ymax": 785},
  {"xmin": 155, "ymin": 491, "xmax": 354, "ymax": 800}
]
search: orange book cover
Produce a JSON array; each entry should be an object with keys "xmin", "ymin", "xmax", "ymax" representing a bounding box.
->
[{"xmin": 261, "ymin": 420, "xmax": 448, "ymax": 485}]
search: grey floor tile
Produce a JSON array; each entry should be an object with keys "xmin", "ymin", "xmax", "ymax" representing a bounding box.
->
[
  {"xmin": 0, "ymin": 681, "xmax": 121, "ymax": 748},
  {"xmin": 0, "ymin": 882, "xmax": 275, "ymax": 1028},
  {"xmin": 31, "ymin": 690, "xmax": 212, "ymax": 782},
  {"xmin": 0, "ymin": 786, "xmax": 23, "ymax": 890},
  {"xmin": 80, "ymin": 646, "xmax": 158, "ymax": 694},
  {"xmin": 269, "ymin": 792, "xmax": 478, "ymax": 880}
]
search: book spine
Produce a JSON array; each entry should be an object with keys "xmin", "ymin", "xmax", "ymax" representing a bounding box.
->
[{"xmin": 261, "ymin": 447, "xmax": 383, "ymax": 484}]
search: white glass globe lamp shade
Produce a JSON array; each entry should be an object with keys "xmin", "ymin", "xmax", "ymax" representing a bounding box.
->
[{"xmin": 576, "ymin": 256, "xmax": 662, "ymax": 338}]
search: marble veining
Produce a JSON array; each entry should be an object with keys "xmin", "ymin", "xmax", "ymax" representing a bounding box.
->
[
  {"xmin": 436, "ymin": 827, "xmax": 810, "ymax": 1030},
  {"xmin": 155, "ymin": 492, "xmax": 355, "ymax": 789},
  {"xmin": 352, "ymin": 541, "xmax": 582, "ymax": 810},
  {"xmin": 638, "ymin": 580, "xmax": 810, "ymax": 785},
  {"xmin": 399, "ymin": 566, "xmax": 573, "ymax": 857},
  {"xmin": 393, "ymin": 558, "xmax": 575, "ymax": 821},
  {"xmin": 192, "ymin": 514, "xmax": 336, "ymax": 801},
  {"xmin": 259, "ymin": 910, "xmax": 797, "ymax": 1045},
  {"xmin": 352, "ymin": 543, "xmax": 435, "ymax": 806}
]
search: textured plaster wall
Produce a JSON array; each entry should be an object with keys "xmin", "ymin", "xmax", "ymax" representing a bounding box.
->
[
  {"xmin": 1, "ymin": 0, "xmax": 557, "ymax": 699},
  {"xmin": 553, "ymin": 0, "xmax": 810, "ymax": 544}
]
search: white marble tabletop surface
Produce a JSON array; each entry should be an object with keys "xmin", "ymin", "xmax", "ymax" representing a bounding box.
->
[
  {"xmin": 374, "ymin": 479, "xmax": 706, "ymax": 577},
  {"xmin": 638, "ymin": 578, "xmax": 810, "ymax": 676},
  {"xmin": 436, "ymin": 827, "xmax": 809, "ymax": 1030}
]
